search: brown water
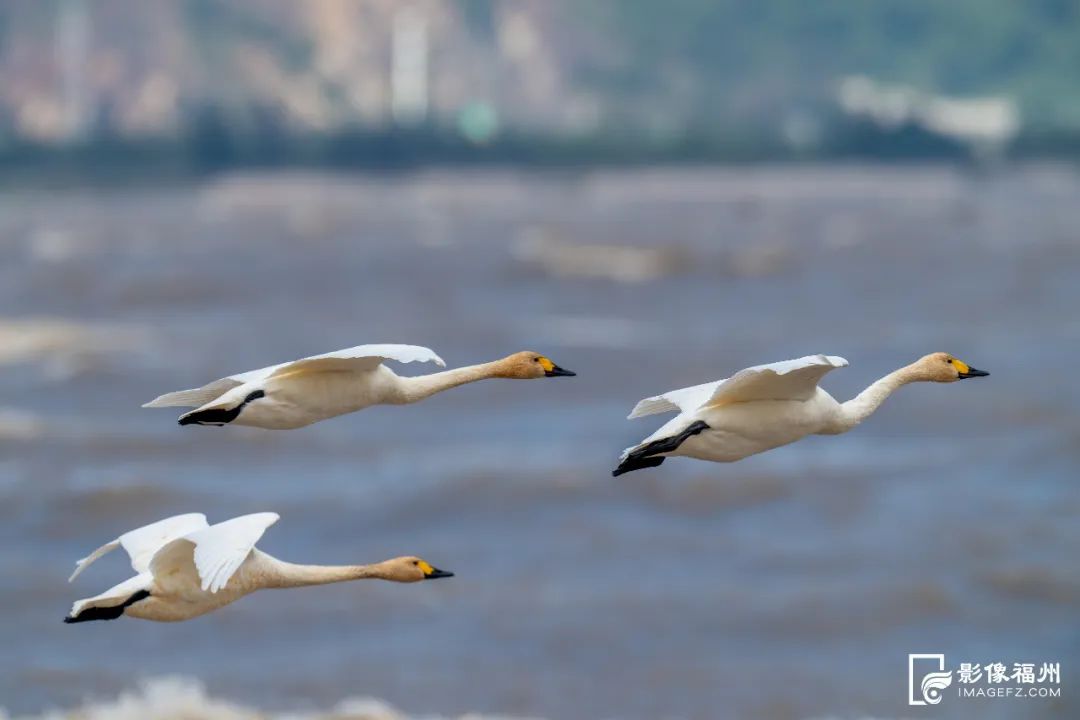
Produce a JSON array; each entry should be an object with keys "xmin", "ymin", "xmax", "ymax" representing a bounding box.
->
[{"xmin": 1, "ymin": 166, "xmax": 1077, "ymax": 719}]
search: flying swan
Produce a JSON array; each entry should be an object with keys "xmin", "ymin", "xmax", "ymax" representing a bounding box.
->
[
  {"xmin": 64, "ymin": 512, "xmax": 453, "ymax": 623},
  {"xmin": 613, "ymin": 352, "xmax": 988, "ymax": 476},
  {"xmin": 143, "ymin": 344, "xmax": 576, "ymax": 429}
]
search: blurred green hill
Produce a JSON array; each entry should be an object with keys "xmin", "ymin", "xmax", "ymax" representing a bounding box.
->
[
  {"xmin": 0, "ymin": 0, "xmax": 1077, "ymax": 170},
  {"xmin": 593, "ymin": 0, "xmax": 1080, "ymax": 131}
]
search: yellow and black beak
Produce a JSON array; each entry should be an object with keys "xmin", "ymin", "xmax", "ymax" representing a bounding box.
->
[
  {"xmin": 538, "ymin": 356, "xmax": 576, "ymax": 377},
  {"xmin": 417, "ymin": 560, "xmax": 453, "ymax": 579},
  {"xmin": 950, "ymin": 358, "xmax": 988, "ymax": 380}
]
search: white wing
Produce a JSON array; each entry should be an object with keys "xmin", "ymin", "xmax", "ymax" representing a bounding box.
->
[
  {"xmin": 251, "ymin": 343, "xmax": 446, "ymax": 380},
  {"xmin": 150, "ymin": 512, "xmax": 279, "ymax": 594},
  {"xmin": 628, "ymin": 379, "xmax": 724, "ymax": 419},
  {"xmin": 69, "ymin": 513, "xmax": 209, "ymax": 582},
  {"xmin": 141, "ymin": 378, "xmax": 242, "ymax": 409},
  {"xmin": 629, "ymin": 355, "xmax": 848, "ymax": 418},
  {"xmin": 143, "ymin": 344, "xmax": 445, "ymax": 408}
]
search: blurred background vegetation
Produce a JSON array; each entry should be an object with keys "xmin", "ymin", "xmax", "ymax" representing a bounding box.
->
[{"xmin": 2, "ymin": 0, "xmax": 1079, "ymax": 178}]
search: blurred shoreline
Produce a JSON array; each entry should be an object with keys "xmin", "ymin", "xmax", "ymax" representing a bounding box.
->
[{"xmin": 5, "ymin": 124, "xmax": 1080, "ymax": 189}]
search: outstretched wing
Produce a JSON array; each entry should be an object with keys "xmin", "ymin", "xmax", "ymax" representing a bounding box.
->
[
  {"xmin": 703, "ymin": 354, "xmax": 848, "ymax": 407},
  {"xmin": 255, "ymin": 343, "xmax": 445, "ymax": 380},
  {"xmin": 628, "ymin": 355, "xmax": 848, "ymax": 419},
  {"xmin": 150, "ymin": 512, "xmax": 280, "ymax": 594},
  {"xmin": 143, "ymin": 344, "xmax": 445, "ymax": 408},
  {"xmin": 69, "ymin": 513, "xmax": 209, "ymax": 582}
]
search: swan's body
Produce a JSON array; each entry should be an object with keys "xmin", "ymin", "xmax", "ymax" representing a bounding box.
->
[
  {"xmin": 143, "ymin": 344, "xmax": 575, "ymax": 430},
  {"xmin": 613, "ymin": 352, "xmax": 988, "ymax": 476},
  {"xmin": 64, "ymin": 513, "xmax": 453, "ymax": 624}
]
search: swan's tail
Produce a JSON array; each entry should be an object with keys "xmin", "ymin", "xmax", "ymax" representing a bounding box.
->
[
  {"xmin": 178, "ymin": 389, "xmax": 264, "ymax": 427},
  {"xmin": 611, "ymin": 420, "xmax": 711, "ymax": 477},
  {"xmin": 612, "ymin": 454, "xmax": 665, "ymax": 476},
  {"xmin": 65, "ymin": 574, "xmax": 153, "ymax": 624},
  {"xmin": 65, "ymin": 590, "xmax": 150, "ymax": 624}
]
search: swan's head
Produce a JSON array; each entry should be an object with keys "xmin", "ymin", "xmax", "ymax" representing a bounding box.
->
[
  {"xmin": 497, "ymin": 351, "xmax": 576, "ymax": 379},
  {"xmin": 382, "ymin": 556, "xmax": 454, "ymax": 583},
  {"xmin": 914, "ymin": 352, "xmax": 989, "ymax": 383}
]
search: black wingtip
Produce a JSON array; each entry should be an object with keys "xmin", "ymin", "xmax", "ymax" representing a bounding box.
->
[
  {"xmin": 613, "ymin": 421, "xmax": 710, "ymax": 476},
  {"xmin": 64, "ymin": 590, "xmax": 150, "ymax": 624},
  {"xmin": 177, "ymin": 390, "xmax": 264, "ymax": 427},
  {"xmin": 178, "ymin": 408, "xmax": 225, "ymax": 426},
  {"xmin": 612, "ymin": 455, "xmax": 666, "ymax": 476}
]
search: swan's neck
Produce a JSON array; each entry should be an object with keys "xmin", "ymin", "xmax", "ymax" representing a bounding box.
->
[
  {"xmin": 260, "ymin": 557, "xmax": 392, "ymax": 589},
  {"xmin": 835, "ymin": 364, "xmax": 922, "ymax": 432},
  {"xmin": 394, "ymin": 362, "xmax": 500, "ymax": 403}
]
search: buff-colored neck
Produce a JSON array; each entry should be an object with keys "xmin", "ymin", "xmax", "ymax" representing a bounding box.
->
[
  {"xmin": 835, "ymin": 363, "xmax": 924, "ymax": 432},
  {"xmin": 393, "ymin": 360, "xmax": 506, "ymax": 403},
  {"xmin": 260, "ymin": 557, "xmax": 396, "ymax": 589}
]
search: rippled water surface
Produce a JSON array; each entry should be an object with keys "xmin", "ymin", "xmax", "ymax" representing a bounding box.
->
[{"xmin": 1, "ymin": 166, "xmax": 1078, "ymax": 719}]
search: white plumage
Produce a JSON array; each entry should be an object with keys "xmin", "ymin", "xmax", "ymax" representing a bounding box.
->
[
  {"xmin": 628, "ymin": 355, "xmax": 848, "ymax": 419},
  {"xmin": 159, "ymin": 512, "xmax": 279, "ymax": 593},
  {"xmin": 65, "ymin": 512, "xmax": 453, "ymax": 623},
  {"xmin": 143, "ymin": 344, "xmax": 574, "ymax": 430},
  {"xmin": 143, "ymin": 344, "xmax": 445, "ymax": 408},
  {"xmin": 614, "ymin": 352, "xmax": 986, "ymax": 475},
  {"xmin": 68, "ymin": 512, "xmax": 273, "ymax": 600},
  {"xmin": 68, "ymin": 512, "xmax": 209, "ymax": 582},
  {"xmin": 66, "ymin": 512, "xmax": 276, "ymax": 623},
  {"xmin": 143, "ymin": 344, "xmax": 446, "ymax": 429}
]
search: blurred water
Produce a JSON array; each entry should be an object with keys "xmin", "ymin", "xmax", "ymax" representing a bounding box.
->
[{"xmin": 0, "ymin": 166, "xmax": 1077, "ymax": 720}]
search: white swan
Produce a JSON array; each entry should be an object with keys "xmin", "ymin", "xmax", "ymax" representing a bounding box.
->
[
  {"xmin": 143, "ymin": 344, "xmax": 576, "ymax": 429},
  {"xmin": 613, "ymin": 352, "xmax": 988, "ymax": 476},
  {"xmin": 64, "ymin": 512, "xmax": 453, "ymax": 624}
]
